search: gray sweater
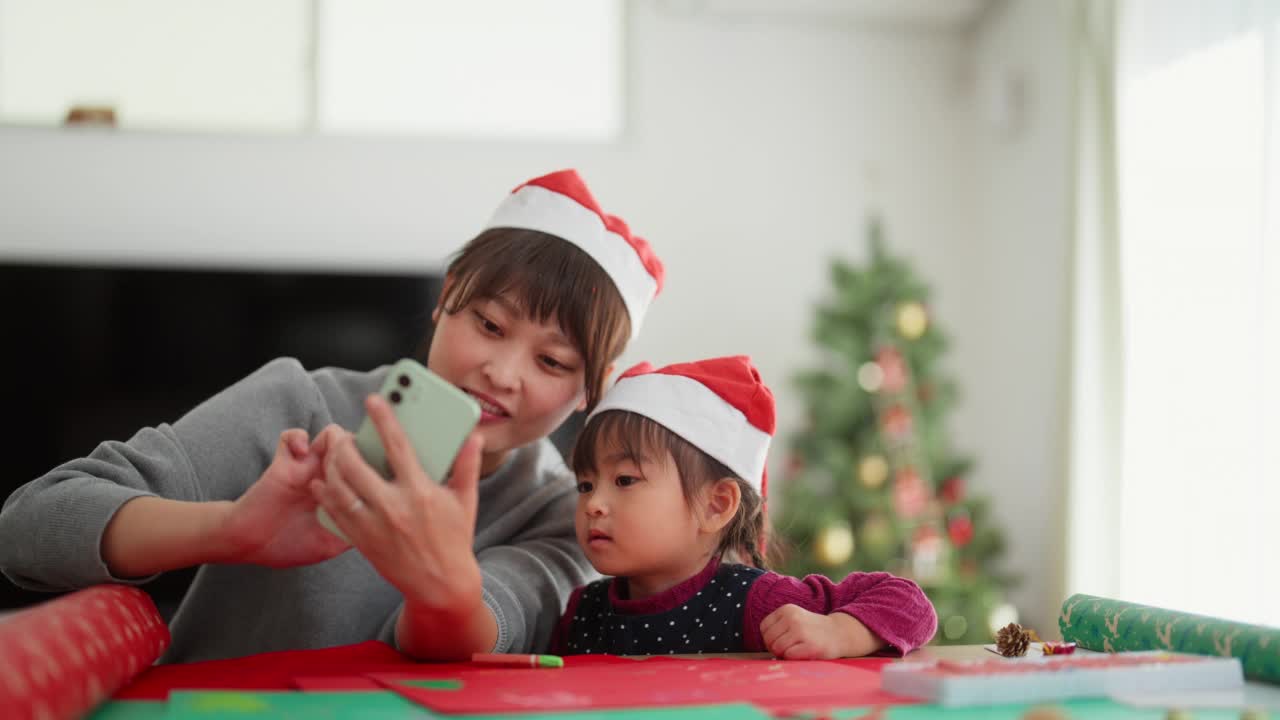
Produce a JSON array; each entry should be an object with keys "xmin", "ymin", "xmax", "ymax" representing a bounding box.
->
[{"xmin": 0, "ymin": 358, "xmax": 597, "ymax": 663}]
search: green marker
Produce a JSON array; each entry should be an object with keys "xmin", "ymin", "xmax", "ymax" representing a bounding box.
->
[{"xmin": 471, "ymin": 652, "xmax": 564, "ymax": 668}]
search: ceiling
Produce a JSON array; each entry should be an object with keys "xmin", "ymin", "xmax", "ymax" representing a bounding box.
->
[{"xmin": 666, "ymin": 0, "xmax": 996, "ymax": 31}]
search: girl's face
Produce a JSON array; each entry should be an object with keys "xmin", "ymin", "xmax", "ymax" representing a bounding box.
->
[
  {"xmin": 429, "ymin": 293, "xmax": 589, "ymax": 475},
  {"xmin": 574, "ymin": 442, "xmax": 717, "ymax": 599}
]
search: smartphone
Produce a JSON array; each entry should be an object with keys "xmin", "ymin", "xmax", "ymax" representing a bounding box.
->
[{"xmin": 317, "ymin": 358, "xmax": 480, "ymax": 541}]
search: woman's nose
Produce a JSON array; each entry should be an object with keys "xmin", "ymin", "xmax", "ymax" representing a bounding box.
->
[{"xmin": 482, "ymin": 349, "xmax": 521, "ymax": 392}]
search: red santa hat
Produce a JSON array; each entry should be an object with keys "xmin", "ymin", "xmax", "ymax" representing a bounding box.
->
[
  {"xmin": 485, "ymin": 169, "xmax": 664, "ymax": 340},
  {"xmin": 588, "ymin": 356, "xmax": 775, "ymax": 497}
]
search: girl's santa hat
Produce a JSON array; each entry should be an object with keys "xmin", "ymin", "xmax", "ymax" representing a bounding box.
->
[
  {"xmin": 486, "ymin": 169, "xmax": 664, "ymax": 339},
  {"xmin": 588, "ymin": 356, "xmax": 775, "ymax": 497}
]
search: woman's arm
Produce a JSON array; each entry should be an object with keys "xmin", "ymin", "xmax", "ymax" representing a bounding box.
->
[
  {"xmin": 396, "ymin": 585, "xmax": 499, "ymax": 661},
  {"xmin": 100, "ymin": 496, "xmax": 234, "ymax": 578},
  {"xmin": 0, "ymin": 358, "xmax": 345, "ymax": 591},
  {"xmin": 101, "ymin": 427, "xmax": 349, "ymax": 577}
]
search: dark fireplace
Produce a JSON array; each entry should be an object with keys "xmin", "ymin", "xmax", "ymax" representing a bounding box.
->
[{"xmin": 0, "ymin": 262, "xmax": 581, "ymax": 614}]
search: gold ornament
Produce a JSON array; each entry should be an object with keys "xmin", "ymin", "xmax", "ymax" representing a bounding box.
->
[
  {"xmin": 943, "ymin": 615, "xmax": 968, "ymax": 641},
  {"xmin": 860, "ymin": 515, "xmax": 893, "ymax": 549},
  {"xmin": 813, "ymin": 523, "xmax": 854, "ymax": 567},
  {"xmin": 896, "ymin": 301, "xmax": 929, "ymax": 340},
  {"xmin": 857, "ymin": 454, "xmax": 889, "ymax": 489}
]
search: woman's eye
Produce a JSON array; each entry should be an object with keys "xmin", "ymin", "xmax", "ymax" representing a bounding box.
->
[
  {"xmin": 576, "ymin": 481, "xmax": 594, "ymax": 494},
  {"xmin": 615, "ymin": 475, "xmax": 640, "ymax": 487},
  {"xmin": 541, "ymin": 355, "xmax": 567, "ymax": 370}
]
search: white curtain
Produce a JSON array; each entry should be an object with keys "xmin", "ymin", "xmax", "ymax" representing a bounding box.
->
[{"xmin": 1070, "ymin": 0, "xmax": 1280, "ymax": 626}]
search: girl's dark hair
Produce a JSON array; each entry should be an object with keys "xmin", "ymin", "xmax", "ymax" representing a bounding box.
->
[
  {"xmin": 571, "ymin": 410, "xmax": 772, "ymax": 569},
  {"xmin": 422, "ymin": 228, "xmax": 631, "ymax": 412}
]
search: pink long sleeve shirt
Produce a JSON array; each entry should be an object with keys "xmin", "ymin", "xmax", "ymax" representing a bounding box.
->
[{"xmin": 549, "ymin": 558, "xmax": 937, "ymax": 656}]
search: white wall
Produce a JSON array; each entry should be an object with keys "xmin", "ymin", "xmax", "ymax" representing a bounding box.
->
[
  {"xmin": 0, "ymin": 0, "xmax": 974, "ymax": 475},
  {"xmin": 952, "ymin": 0, "xmax": 1073, "ymax": 634},
  {"xmin": 0, "ymin": 0, "xmax": 1075, "ymax": 635}
]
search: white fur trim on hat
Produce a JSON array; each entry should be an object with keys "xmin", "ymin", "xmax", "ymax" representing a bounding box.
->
[
  {"xmin": 487, "ymin": 184, "xmax": 657, "ymax": 340},
  {"xmin": 587, "ymin": 373, "xmax": 770, "ymax": 491}
]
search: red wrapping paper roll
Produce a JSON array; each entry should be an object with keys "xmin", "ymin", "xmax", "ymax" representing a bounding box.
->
[{"xmin": 0, "ymin": 585, "xmax": 170, "ymax": 720}]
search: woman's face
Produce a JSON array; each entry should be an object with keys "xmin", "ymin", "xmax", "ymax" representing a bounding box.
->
[{"xmin": 429, "ymin": 293, "xmax": 588, "ymax": 475}]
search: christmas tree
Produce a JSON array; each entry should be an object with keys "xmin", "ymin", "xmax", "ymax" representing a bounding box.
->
[{"xmin": 775, "ymin": 216, "xmax": 1016, "ymax": 645}]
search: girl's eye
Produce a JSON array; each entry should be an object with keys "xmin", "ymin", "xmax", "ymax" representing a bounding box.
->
[
  {"xmin": 540, "ymin": 355, "xmax": 570, "ymax": 371},
  {"xmin": 576, "ymin": 481, "xmax": 594, "ymax": 494},
  {"xmin": 615, "ymin": 475, "xmax": 641, "ymax": 488},
  {"xmin": 474, "ymin": 311, "xmax": 501, "ymax": 335}
]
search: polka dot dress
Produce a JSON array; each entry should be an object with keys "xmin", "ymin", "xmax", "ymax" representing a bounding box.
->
[
  {"xmin": 0, "ymin": 585, "xmax": 170, "ymax": 720},
  {"xmin": 565, "ymin": 563, "xmax": 765, "ymax": 655}
]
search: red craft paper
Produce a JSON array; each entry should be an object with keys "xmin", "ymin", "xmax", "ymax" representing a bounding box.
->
[
  {"xmin": 292, "ymin": 675, "xmax": 387, "ymax": 691},
  {"xmin": 371, "ymin": 656, "xmax": 914, "ymax": 715},
  {"xmin": 0, "ymin": 585, "xmax": 170, "ymax": 720},
  {"xmin": 114, "ymin": 640, "xmax": 416, "ymax": 699}
]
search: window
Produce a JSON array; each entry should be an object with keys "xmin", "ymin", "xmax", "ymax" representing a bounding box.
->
[
  {"xmin": 1116, "ymin": 5, "xmax": 1279, "ymax": 625},
  {"xmin": 0, "ymin": 0, "xmax": 623, "ymax": 140}
]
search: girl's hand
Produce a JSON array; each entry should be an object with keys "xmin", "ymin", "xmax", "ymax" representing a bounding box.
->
[
  {"xmin": 760, "ymin": 604, "xmax": 886, "ymax": 659},
  {"xmin": 309, "ymin": 395, "xmax": 486, "ymax": 612},
  {"xmin": 217, "ymin": 429, "xmax": 352, "ymax": 567}
]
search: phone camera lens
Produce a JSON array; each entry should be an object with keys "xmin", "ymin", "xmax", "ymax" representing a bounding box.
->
[
  {"xmin": 389, "ymin": 390, "xmax": 403, "ymax": 404},
  {"xmin": 398, "ymin": 374, "xmax": 411, "ymax": 388}
]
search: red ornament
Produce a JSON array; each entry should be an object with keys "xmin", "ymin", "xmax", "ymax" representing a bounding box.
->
[
  {"xmin": 785, "ymin": 454, "xmax": 805, "ymax": 478},
  {"xmin": 893, "ymin": 467, "xmax": 927, "ymax": 518},
  {"xmin": 881, "ymin": 405, "xmax": 913, "ymax": 438},
  {"xmin": 876, "ymin": 347, "xmax": 908, "ymax": 394},
  {"xmin": 940, "ymin": 476, "xmax": 966, "ymax": 504},
  {"xmin": 947, "ymin": 513, "xmax": 974, "ymax": 547}
]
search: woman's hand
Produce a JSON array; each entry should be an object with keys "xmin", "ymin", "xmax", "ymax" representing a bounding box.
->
[
  {"xmin": 309, "ymin": 395, "xmax": 486, "ymax": 612},
  {"xmin": 215, "ymin": 429, "xmax": 351, "ymax": 567},
  {"xmin": 760, "ymin": 604, "xmax": 887, "ymax": 659}
]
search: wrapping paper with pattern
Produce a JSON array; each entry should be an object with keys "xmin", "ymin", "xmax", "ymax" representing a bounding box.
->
[
  {"xmin": 1059, "ymin": 593, "xmax": 1280, "ymax": 684},
  {"xmin": 0, "ymin": 585, "xmax": 170, "ymax": 720}
]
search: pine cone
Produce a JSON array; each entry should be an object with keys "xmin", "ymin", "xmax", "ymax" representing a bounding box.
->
[{"xmin": 996, "ymin": 622, "xmax": 1031, "ymax": 657}]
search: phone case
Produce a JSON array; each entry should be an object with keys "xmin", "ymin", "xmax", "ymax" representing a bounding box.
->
[{"xmin": 317, "ymin": 358, "xmax": 480, "ymax": 541}]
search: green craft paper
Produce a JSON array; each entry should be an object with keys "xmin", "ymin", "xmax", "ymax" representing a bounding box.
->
[
  {"xmin": 167, "ymin": 691, "xmax": 430, "ymax": 719},
  {"xmin": 397, "ymin": 679, "xmax": 462, "ymax": 690},
  {"xmin": 827, "ymin": 700, "xmax": 1255, "ymax": 719},
  {"xmin": 1059, "ymin": 593, "xmax": 1280, "ymax": 684},
  {"xmin": 166, "ymin": 691, "xmax": 770, "ymax": 720},
  {"xmin": 86, "ymin": 700, "xmax": 169, "ymax": 720}
]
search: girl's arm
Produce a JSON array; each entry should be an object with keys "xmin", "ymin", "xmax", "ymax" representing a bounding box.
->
[{"xmin": 744, "ymin": 571, "xmax": 938, "ymax": 657}]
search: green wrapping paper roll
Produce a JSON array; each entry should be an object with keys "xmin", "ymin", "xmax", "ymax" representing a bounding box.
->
[{"xmin": 1059, "ymin": 593, "xmax": 1280, "ymax": 684}]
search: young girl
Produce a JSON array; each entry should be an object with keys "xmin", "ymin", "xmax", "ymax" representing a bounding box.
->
[
  {"xmin": 0, "ymin": 169, "xmax": 664, "ymax": 663},
  {"xmin": 551, "ymin": 356, "xmax": 937, "ymax": 659}
]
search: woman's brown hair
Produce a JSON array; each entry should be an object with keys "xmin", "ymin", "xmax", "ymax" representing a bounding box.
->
[
  {"xmin": 571, "ymin": 410, "xmax": 772, "ymax": 569},
  {"xmin": 421, "ymin": 228, "xmax": 631, "ymax": 412}
]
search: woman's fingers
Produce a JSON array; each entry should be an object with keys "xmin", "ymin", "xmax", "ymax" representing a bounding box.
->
[
  {"xmin": 308, "ymin": 424, "xmax": 345, "ymax": 459},
  {"xmin": 446, "ymin": 433, "xmax": 484, "ymax": 524},
  {"xmin": 365, "ymin": 394, "xmax": 431, "ymax": 485},
  {"xmin": 327, "ymin": 427, "xmax": 391, "ymax": 507},
  {"xmin": 280, "ymin": 428, "xmax": 310, "ymax": 460}
]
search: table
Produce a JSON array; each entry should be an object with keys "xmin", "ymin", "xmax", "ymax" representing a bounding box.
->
[{"xmin": 87, "ymin": 645, "xmax": 1280, "ymax": 719}]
